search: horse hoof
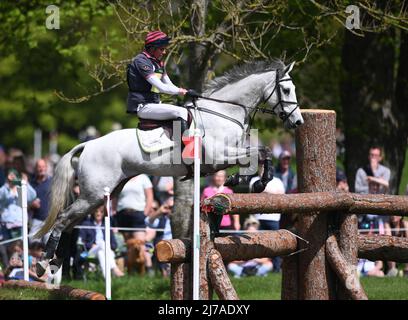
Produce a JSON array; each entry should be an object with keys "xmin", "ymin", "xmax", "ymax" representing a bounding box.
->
[
  {"xmin": 49, "ymin": 258, "xmax": 62, "ymax": 274},
  {"xmin": 36, "ymin": 261, "xmax": 48, "ymax": 277}
]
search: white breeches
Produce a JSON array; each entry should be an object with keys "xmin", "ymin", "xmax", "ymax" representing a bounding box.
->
[
  {"xmin": 137, "ymin": 103, "xmax": 188, "ymax": 121},
  {"xmin": 88, "ymin": 242, "xmax": 118, "ymax": 279}
]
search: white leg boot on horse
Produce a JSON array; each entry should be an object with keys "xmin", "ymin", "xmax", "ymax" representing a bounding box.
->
[{"xmin": 225, "ymin": 151, "xmax": 274, "ymax": 193}]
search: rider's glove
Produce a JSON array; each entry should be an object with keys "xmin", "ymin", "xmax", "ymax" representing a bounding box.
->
[{"xmin": 186, "ymin": 89, "xmax": 200, "ymax": 99}]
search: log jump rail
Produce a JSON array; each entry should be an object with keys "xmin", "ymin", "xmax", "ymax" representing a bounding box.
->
[{"xmin": 156, "ymin": 110, "xmax": 408, "ymax": 300}]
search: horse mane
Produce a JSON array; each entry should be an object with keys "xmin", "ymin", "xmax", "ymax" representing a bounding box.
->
[{"xmin": 203, "ymin": 59, "xmax": 285, "ymax": 95}]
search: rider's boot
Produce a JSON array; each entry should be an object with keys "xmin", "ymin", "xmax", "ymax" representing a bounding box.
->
[
  {"xmin": 179, "ymin": 117, "xmax": 189, "ymax": 140},
  {"xmin": 179, "ymin": 117, "xmax": 190, "ymax": 158},
  {"xmin": 179, "ymin": 117, "xmax": 195, "ymax": 181}
]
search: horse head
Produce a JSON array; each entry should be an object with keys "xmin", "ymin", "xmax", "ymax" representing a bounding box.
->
[{"xmin": 263, "ymin": 61, "xmax": 304, "ymax": 129}]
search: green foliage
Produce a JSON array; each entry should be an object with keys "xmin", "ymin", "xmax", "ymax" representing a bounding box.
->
[{"xmin": 0, "ymin": 0, "xmax": 129, "ymax": 154}]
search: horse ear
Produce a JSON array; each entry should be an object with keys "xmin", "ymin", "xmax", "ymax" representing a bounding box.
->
[{"xmin": 283, "ymin": 62, "xmax": 295, "ymax": 75}]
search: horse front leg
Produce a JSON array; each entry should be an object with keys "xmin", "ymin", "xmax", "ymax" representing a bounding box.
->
[{"xmin": 224, "ymin": 147, "xmax": 274, "ymax": 192}]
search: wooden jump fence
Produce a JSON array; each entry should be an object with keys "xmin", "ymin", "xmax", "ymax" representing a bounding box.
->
[{"xmin": 156, "ymin": 110, "xmax": 408, "ymax": 300}]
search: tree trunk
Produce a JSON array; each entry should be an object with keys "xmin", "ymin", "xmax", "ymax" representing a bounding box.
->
[
  {"xmin": 341, "ymin": 22, "xmax": 408, "ymax": 194},
  {"xmin": 170, "ymin": 178, "xmax": 193, "ymax": 299},
  {"xmin": 295, "ymin": 109, "xmax": 337, "ymax": 300},
  {"xmin": 188, "ymin": 0, "xmax": 210, "ymax": 91},
  {"xmin": 326, "ymin": 235, "xmax": 367, "ymax": 300}
]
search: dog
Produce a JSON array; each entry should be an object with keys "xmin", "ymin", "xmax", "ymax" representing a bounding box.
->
[{"xmin": 126, "ymin": 239, "xmax": 146, "ymax": 275}]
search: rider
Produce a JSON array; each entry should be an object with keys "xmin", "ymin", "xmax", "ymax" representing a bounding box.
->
[{"xmin": 126, "ymin": 30, "xmax": 192, "ymax": 137}]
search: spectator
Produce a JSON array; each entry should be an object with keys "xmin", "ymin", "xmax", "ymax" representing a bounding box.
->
[
  {"xmin": 11, "ymin": 154, "xmax": 29, "ymax": 179},
  {"xmin": 0, "ymin": 168, "xmax": 36, "ymax": 240},
  {"xmin": 357, "ymin": 258, "xmax": 384, "ymax": 277},
  {"xmin": 80, "ymin": 205, "xmax": 124, "ymax": 278},
  {"xmin": 152, "ymin": 176, "xmax": 174, "ymax": 204},
  {"xmin": 384, "ymin": 215, "xmax": 408, "ymax": 277},
  {"xmin": 145, "ymin": 197, "xmax": 173, "ymax": 277},
  {"xmin": 336, "ymin": 168, "xmax": 349, "ymax": 192},
  {"xmin": 114, "ymin": 174, "xmax": 153, "ymax": 241},
  {"xmin": 355, "ymin": 146, "xmax": 390, "ymax": 195},
  {"xmin": 4, "ymin": 241, "xmax": 25, "ymax": 280},
  {"xmin": 143, "ymin": 200, "xmax": 161, "ymax": 276},
  {"xmin": 28, "ymin": 242, "xmax": 52, "ymax": 282},
  {"xmin": 355, "ymin": 146, "xmax": 390, "ymax": 235},
  {"xmin": 114, "ymin": 174, "xmax": 153, "ymax": 275},
  {"xmin": 252, "ymin": 177, "xmax": 285, "ymax": 272},
  {"xmin": 4, "ymin": 252, "xmax": 24, "ymax": 280},
  {"xmin": 29, "ymin": 159, "xmax": 52, "ymax": 244},
  {"xmin": 274, "ymin": 150, "xmax": 296, "ymax": 193},
  {"xmin": 355, "ymin": 147, "xmax": 390, "ymax": 278},
  {"xmin": 201, "ymin": 170, "xmax": 240, "ymax": 231},
  {"xmin": 227, "ymin": 217, "xmax": 273, "ymax": 278}
]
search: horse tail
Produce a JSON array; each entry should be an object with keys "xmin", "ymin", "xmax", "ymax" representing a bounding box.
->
[{"xmin": 34, "ymin": 142, "xmax": 87, "ymax": 239}]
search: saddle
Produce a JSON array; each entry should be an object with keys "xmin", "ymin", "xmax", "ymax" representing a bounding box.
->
[
  {"xmin": 135, "ymin": 110, "xmax": 196, "ymax": 175},
  {"xmin": 137, "ymin": 111, "xmax": 193, "ymax": 136}
]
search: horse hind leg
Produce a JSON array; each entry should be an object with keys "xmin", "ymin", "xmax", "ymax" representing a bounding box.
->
[{"xmin": 36, "ymin": 198, "xmax": 99, "ymax": 277}]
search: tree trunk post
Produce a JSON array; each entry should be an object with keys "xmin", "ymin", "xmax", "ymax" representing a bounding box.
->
[{"xmin": 294, "ymin": 109, "xmax": 337, "ymax": 300}]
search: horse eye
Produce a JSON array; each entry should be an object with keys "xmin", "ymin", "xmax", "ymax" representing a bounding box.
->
[{"xmin": 283, "ymin": 88, "xmax": 290, "ymax": 95}]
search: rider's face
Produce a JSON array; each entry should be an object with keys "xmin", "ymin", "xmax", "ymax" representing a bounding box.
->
[{"xmin": 151, "ymin": 46, "xmax": 167, "ymax": 60}]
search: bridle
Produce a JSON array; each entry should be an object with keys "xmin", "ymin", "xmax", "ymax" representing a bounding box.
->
[
  {"xmin": 188, "ymin": 71, "xmax": 299, "ymax": 132},
  {"xmin": 262, "ymin": 71, "xmax": 299, "ymax": 123}
]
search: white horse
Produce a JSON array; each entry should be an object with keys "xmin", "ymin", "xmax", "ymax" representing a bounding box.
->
[{"xmin": 35, "ymin": 60, "xmax": 304, "ymax": 276}]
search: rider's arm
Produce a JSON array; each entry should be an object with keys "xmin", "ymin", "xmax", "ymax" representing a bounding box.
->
[
  {"xmin": 162, "ymin": 74, "xmax": 179, "ymax": 91},
  {"xmin": 146, "ymin": 75, "xmax": 185, "ymax": 95}
]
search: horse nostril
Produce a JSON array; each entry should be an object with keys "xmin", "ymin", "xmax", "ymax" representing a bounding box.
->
[{"xmin": 296, "ymin": 120, "xmax": 303, "ymax": 126}]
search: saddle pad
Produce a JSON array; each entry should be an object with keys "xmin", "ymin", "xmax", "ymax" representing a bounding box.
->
[{"xmin": 136, "ymin": 127, "xmax": 174, "ymax": 153}]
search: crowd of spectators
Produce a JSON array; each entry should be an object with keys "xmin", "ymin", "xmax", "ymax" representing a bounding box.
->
[{"xmin": 0, "ymin": 137, "xmax": 407, "ymax": 284}]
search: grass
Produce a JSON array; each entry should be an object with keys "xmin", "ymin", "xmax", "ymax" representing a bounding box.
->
[
  {"xmin": 0, "ymin": 287, "xmax": 71, "ymax": 300},
  {"xmin": 1, "ymin": 273, "xmax": 407, "ymax": 300}
]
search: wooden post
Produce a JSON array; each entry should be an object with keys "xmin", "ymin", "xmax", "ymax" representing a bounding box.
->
[
  {"xmin": 170, "ymin": 262, "xmax": 191, "ymax": 300},
  {"xmin": 337, "ymin": 213, "xmax": 359, "ymax": 299},
  {"xmin": 199, "ymin": 211, "xmax": 211, "ymax": 300},
  {"xmin": 294, "ymin": 109, "xmax": 337, "ymax": 300}
]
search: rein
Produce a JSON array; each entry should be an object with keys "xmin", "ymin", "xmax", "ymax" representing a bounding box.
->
[{"xmin": 187, "ymin": 72, "xmax": 299, "ymax": 133}]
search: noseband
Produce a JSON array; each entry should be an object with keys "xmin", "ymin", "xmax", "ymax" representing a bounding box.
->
[{"xmin": 263, "ymin": 72, "xmax": 299, "ymax": 123}]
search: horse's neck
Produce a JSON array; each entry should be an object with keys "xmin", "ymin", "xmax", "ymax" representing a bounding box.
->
[
  {"xmin": 198, "ymin": 71, "xmax": 275, "ymax": 135},
  {"xmin": 211, "ymin": 72, "xmax": 273, "ymax": 108}
]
